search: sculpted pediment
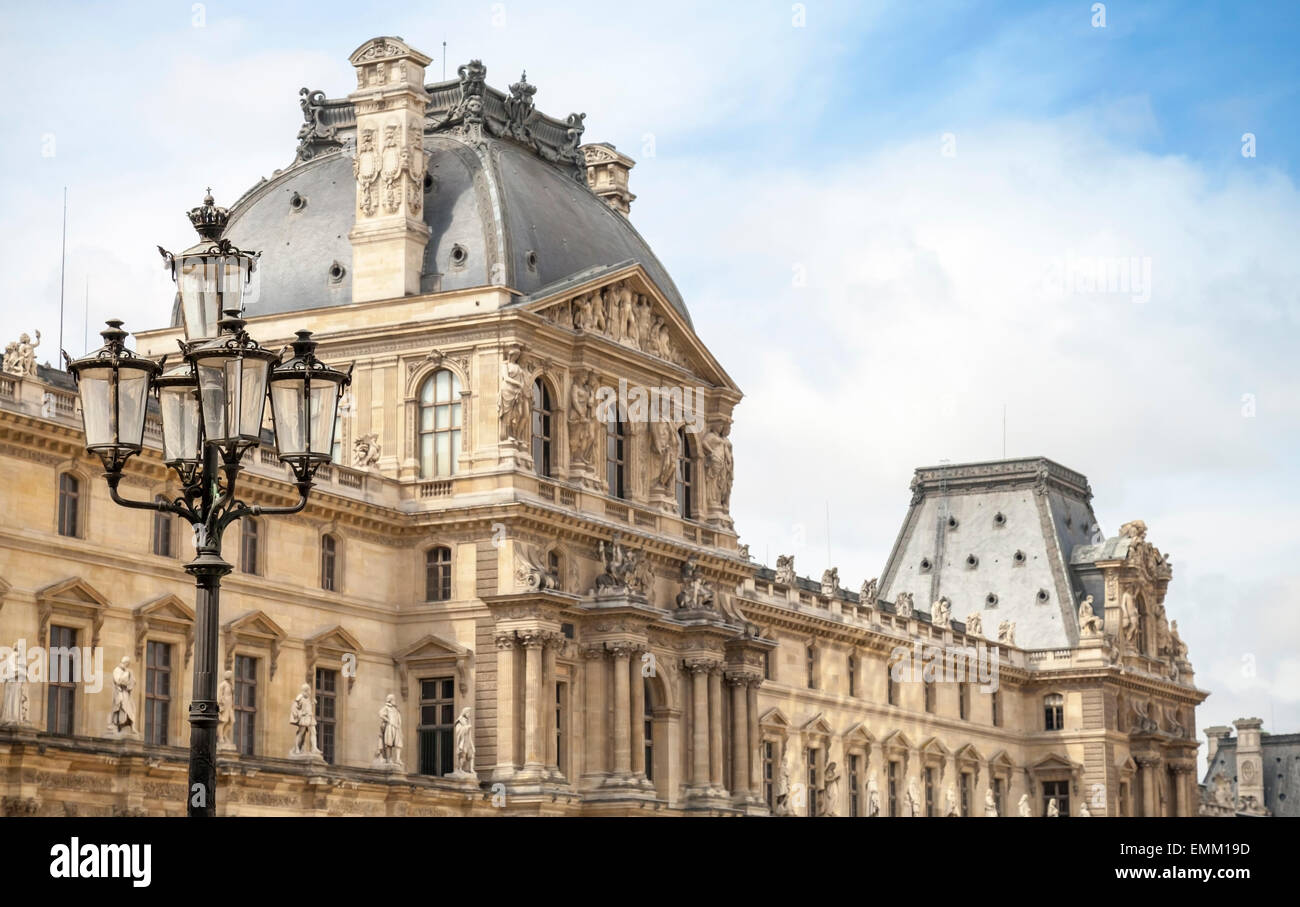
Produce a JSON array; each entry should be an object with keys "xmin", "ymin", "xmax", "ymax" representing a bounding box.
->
[
  {"xmin": 223, "ymin": 610, "xmax": 288, "ymax": 678},
  {"xmin": 134, "ymin": 594, "xmax": 195, "ymax": 665},
  {"xmin": 759, "ymin": 707, "xmax": 790, "ymax": 730},
  {"xmin": 37, "ymin": 577, "xmax": 109, "ymax": 647},
  {"xmin": 395, "ymin": 632, "xmax": 473, "ymax": 697}
]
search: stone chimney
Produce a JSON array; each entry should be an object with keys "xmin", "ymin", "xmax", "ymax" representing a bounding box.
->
[
  {"xmin": 1204, "ymin": 725, "xmax": 1233, "ymax": 765},
  {"xmin": 347, "ymin": 37, "xmax": 432, "ymax": 302},
  {"xmin": 1232, "ymin": 717, "xmax": 1265, "ymax": 806},
  {"xmin": 581, "ymin": 143, "xmax": 636, "ymax": 217}
]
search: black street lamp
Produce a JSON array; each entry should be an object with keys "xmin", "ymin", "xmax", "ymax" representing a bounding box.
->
[{"xmin": 63, "ymin": 192, "xmax": 350, "ymax": 817}]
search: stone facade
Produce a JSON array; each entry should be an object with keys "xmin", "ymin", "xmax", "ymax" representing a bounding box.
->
[{"xmin": 0, "ymin": 36, "xmax": 1208, "ymax": 817}]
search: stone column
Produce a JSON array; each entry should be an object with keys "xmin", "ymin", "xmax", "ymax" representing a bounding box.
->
[
  {"xmin": 582, "ymin": 645, "xmax": 607, "ymax": 783},
  {"xmin": 493, "ymin": 633, "xmax": 517, "ymax": 780},
  {"xmin": 708, "ymin": 666, "xmax": 724, "ymax": 791},
  {"xmin": 611, "ymin": 644, "xmax": 632, "ymax": 779},
  {"xmin": 1137, "ymin": 756, "xmax": 1158, "ymax": 817},
  {"xmin": 746, "ymin": 679, "xmax": 762, "ymax": 800},
  {"xmin": 729, "ymin": 674, "xmax": 748, "ymax": 798},
  {"xmin": 688, "ymin": 661, "xmax": 710, "ymax": 788},
  {"xmin": 630, "ymin": 650, "xmax": 646, "ymax": 779},
  {"xmin": 521, "ymin": 633, "xmax": 545, "ymax": 775},
  {"xmin": 543, "ymin": 636, "xmax": 558, "ymax": 774}
]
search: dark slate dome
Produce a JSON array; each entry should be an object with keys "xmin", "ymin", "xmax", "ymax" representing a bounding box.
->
[{"xmin": 201, "ymin": 68, "xmax": 689, "ymax": 326}]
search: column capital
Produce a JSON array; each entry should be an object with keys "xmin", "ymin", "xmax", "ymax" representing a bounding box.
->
[
  {"xmin": 494, "ymin": 631, "xmax": 518, "ymax": 650},
  {"xmin": 683, "ymin": 656, "xmax": 721, "ymax": 675}
]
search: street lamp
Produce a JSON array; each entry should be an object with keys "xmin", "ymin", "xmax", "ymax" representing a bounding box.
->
[{"xmin": 63, "ymin": 191, "xmax": 350, "ymax": 817}]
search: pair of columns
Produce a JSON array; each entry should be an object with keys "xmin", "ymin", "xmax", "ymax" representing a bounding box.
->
[
  {"xmin": 685, "ymin": 658, "xmax": 761, "ymax": 802},
  {"xmin": 582, "ymin": 642, "xmax": 651, "ymax": 784},
  {"xmin": 494, "ymin": 629, "xmax": 563, "ymax": 781}
]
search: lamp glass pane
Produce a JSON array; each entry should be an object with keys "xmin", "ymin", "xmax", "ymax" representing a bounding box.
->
[
  {"xmin": 159, "ymin": 384, "xmax": 201, "ymax": 463},
  {"xmin": 308, "ymin": 383, "xmax": 337, "ymax": 457},
  {"xmin": 237, "ymin": 357, "xmax": 269, "ymax": 439},
  {"xmin": 117, "ymin": 372, "xmax": 151, "ymax": 447},
  {"xmin": 196, "ymin": 361, "xmax": 229, "ymax": 442},
  {"xmin": 220, "ymin": 255, "xmax": 249, "ymax": 313},
  {"xmin": 270, "ymin": 383, "xmax": 304, "ymax": 455},
  {"xmin": 180, "ymin": 256, "xmax": 220, "ymax": 340},
  {"xmin": 77, "ymin": 365, "xmax": 115, "ymax": 447}
]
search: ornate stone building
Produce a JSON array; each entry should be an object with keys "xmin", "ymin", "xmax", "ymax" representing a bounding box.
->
[
  {"xmin": 0, "ymin": 36, "xmax": 1207, "ymax": 816},
  {"xmin": 1199, "ymin": 718, "xmax": 1297, "ymax": 817}
]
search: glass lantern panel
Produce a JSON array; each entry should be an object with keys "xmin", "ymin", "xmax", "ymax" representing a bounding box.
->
[
  {"xmin": 271, "ymin": 383, "xmax": 304, "ymax": 455},
  {"xmin": 196, "ymin": 361, "xmax": 229, "ymax": 441},
  {"xmin": 180, "ymin": 256, "xmax": 221, "ymax": 340},
  {"xmin": 77, "ymin": 365, "xmax": 115, "ymax": 448},
  {"xmin": 160, "ymin": 385, "xmax": 201, "ymax": 463},
  {"xmin": 236, "ymin": 358, "xmax": 269, "ymax": 440},
  {"xmin": 117, "ymin": 372, "xmax": 151, "ymax": 447},
  {"xmin": 308, "ymin": 383, "xmax": 337, "ymax": 457}
]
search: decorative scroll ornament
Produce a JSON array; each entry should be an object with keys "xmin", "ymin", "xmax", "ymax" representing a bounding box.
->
[
  {"xmin": 514, "ymin": 542, "xmax": 558, "ymax": 593},
  {"xmin": 354, "ymin": 128, "xmax": 381, "ymax": 216},
  {"xmin": 294, "ymin": 88, "xmax": 343, "ymax": 163}
]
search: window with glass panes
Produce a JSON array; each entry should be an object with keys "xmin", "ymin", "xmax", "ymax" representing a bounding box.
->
[
  {"xmin": 152, "ymin": 502, "xmax": 174, "ymax": 557},
  {"xmin": 1044, "ymin": 693, "xmax": 1064, "ymax": 730},
  {"xmin": 46, "ymin": 625, "xmax": 77, "ymax": 735},
  {"xmin": 605, "ymin": 413, "xmax": 626, "ymax": 498},
  {"xmin": 675, "ymin": 429, "xmax": 693, "ymax": 518},
  {"xmin": 888, "ymin": 760, "xmax": 899, "ymax": 816},
  {"xmin": 642, "ymin": 678, "xmax": 653, "ymax": 781},
  {"xmin": 320, "ymin": 534, "xmax": 337, "ymax": 591},
  {"xmin": 425, "ymin": 546, "xmax": 452, "ymax": 602},
  {"xmin": 234, "ymin": 655, "xmax": 258, "ymax": 755},
  {"xmin": 925, "ymin": 767, "xmax": 937, "ymax": 816},
  {"xmin": 991, "ymin": 689, "xmax": 1001, "ymax": 726},
  {"xmin": 806, "ymin": 645, "xmax": 816, "ymax": 689},
  {"xmin": 849, "ymin": 754, "xmax": 861, "ymax": 816},
  {"xmin": 555, "ymin": 681, "xmax": 568, "ymax": 776},
  {"xmin": 960, "ymin": 771, "xmax": 972, "ymax": 816},
  {"xmin": 145, "ymin": 641, "xmax": 172, "ymax": 745},
  {"xmin": 240, "ymin": 519, "xmax": 260, "ymax": 575},
  {"xmin": 959, "ymin": 682, "xmax": 970, "ymax": 720},
  {"xmin": 924, "ymin": 680, "xmax": 934, "ymax": 713},
  {"xmin": 418, "ymin": 677, "xmax": 456, "ymax": 776},
  {"xmin": 57, "ymin": 473, "xmax": 79, "ymax": 537},
  {"xmin": 315, "ymin": 668, "xmax": 338, "ymax": 764},
  {"xmin": 994, "ymin": 777, "xmax": 1005, "ymax": 816},
  {"xmin": 847, "ymin": 653, "xmax": 856, "ymax": 697},
  {"xmin": 531, "ymin": 379, "xmax": 552, "ymax": 477},
  {"xmin": 1043, "ymin": 780, "xmax": 1069, "ymax": 817},
  {"xmin": 763, "ymin": 741, "xmax": 775, "ymax": 808},
  {"xmin": 807, "ymin": 750, "xmax": 820, "ymax": 817},
  {"xmin": 418, "ymin": 369, "xmax": 461, "ymax": 478}
]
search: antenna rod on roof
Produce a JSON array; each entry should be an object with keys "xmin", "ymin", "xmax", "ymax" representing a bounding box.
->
[
  {"xmin": 442, "ymin": 41, "xmax": 446, "ymax": 80},
  {"xmin": 57, "ymin": 187, "xmax": 67, "ymax": 357},
  {"xmin": 1002, "ymin": 403, "xmax": 1006, "ymax": 458}
]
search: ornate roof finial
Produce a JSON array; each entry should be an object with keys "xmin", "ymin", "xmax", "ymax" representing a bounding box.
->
[{"xmin": 187, "ymin": 190, "xmax": 228, "ymax": 242}]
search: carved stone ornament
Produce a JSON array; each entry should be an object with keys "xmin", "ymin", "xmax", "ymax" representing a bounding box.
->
[
  {"xmin": 514, "ymin": 542, "xmax": 558, "ymax": 593},
  {"xmin": 542, "ymin": 281, "xmax": 687, "ymax": 366},
  {"xmin": 931, "ymin": 596, "xmax": 951, "ymax": 629},
  {"xmin": 820, "ymin": 567, "xmax": 839, "ymax": 598},
  {"xmin": 374, "ymin": 693, "xmax": 404, "ymax": 767},
  {"xmin": 2, "ymin": 330, "xmax": 40, "ymax": 378},
  {"xmin": 773, "ymin": 555, "xmax": 796, "ymax": 587},
  {"xmin": 675, "ymin": 557, "xmax": 716, "ymax": 611},
  {"xmin": 965, "ymin": 612, "xmax": 983, "ymax": 637},
  {"xmin": 294, "ymin": 88, "xmax": 343, "ymax": 163},
  {"xmin": 894, "ymin": 591, "xmax": 914, "ymax": 619},
  {"xmin": 1077, "ymin": 594, "xmax": 1103, "ymax": 637},
  {"xmin": 859, "ymin": 577, "xmax": 878, "ymax": 608},
  {"xmin": 106, "ymin": 657, "xmax": 138, "ymax": 737},
  {"xmin": 498, "ymin": 345, "xmax": 529, "ymax": 444},
  {"xmin": 593, "ymin": 532, "xmax": 653, "ymax": 599},
  {"xmin": 353, "ymin": 433, "xmax": 381, "ymax": 468},
  {"xmin": 996, "ymin": 620, "xmax": 1016, "ymax": 646},
  {"xmin": 289, "ymin": 682, "xmax": 322, "ymax": 758}
]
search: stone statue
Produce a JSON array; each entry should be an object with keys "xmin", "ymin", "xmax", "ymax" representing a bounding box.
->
[
  {"xmin": 774, "ymin": 746, "xmax": 792, "ymax": 816},
  {"xmin": 984, "ymin": 787, "xmax": 998, "ymax": 817},
  {"xmin": 648, "ymin": 419, "xmax": 679, "ymax": 492},
  {"xmin": 1170, "ymin": 620, "xmax": 1188, "ymax": 660},
  {"xmin": 997, "ymin": 620, "xmax": 1016, "ymax": 645},
  {"xmin": 1154, "ymin": 604, "xmax": 1172, "ymax": 656},
  {"xmin": 895, "ymin": 591, "xmax": 914, "ymax": 619},
  {"xmin": 453, "ymin": 707, "xmax": 475, "ymax": 776},
  {"xmin": 931, "ymin": 597, "xmax": 951, "ymax": 629},
  {"xmin": 1120, "ymin": 591, "xmax": 1141, "ymax": 650},
  {"xmin": 1211, "ymin": 771, "xmax": 1233, "ymax": 808},
  {"xmin": 945, "ymin": 784, "xmax": 959, "ymax": 816},
  {"xmin": 1119, "ymin": 519, "xmax": 1147, "ymax": 541},
  {"xmin": 107, "ymin": 657, "xmax": 137, "ymax": 735},
  {"xmin": 867, "ymin": 777, "xmax": 881, "ymax": 816},
  {"xmin": 676, "ymin": 557, "xmax": 715, "ymax": 611},
  {"xmin": 965, "ymin": 612, "xmax": 984, "ymax": 637},
  {"xmin": 1018, "ymin": 793, "xmax": 1031, "ymax": 817},
  {"xmin": 0, "ymin": 644, "xmax": 29, "ymax": 726},
  {"xmin": 289, "ymin": 683, "xmax": 321, "ymax": 757},
  {"xmin": 907, "ymin": 778, "xmax": 921, "ymax": 817},
  {"xmin": 700, "ymin": 422, "xmax": 734, "ymax": 510},
  {"xmin": 773, "ymin": 555, "xmax": 796, "ymax": 587},
  {"xmin": 514, "ymin": 542, "xmax": 559, "ymax": 593},
  {"xmin": 1078, "ymin": 594, "xmax": 1103, "ymax": 637},
  {"xmin": 376, "ymin": 693, "xmax": 403, "ymax": 766},
  {"xmin": 7, "ymin": 331, "xmax": 41, "ymax": 377},
  {"xmin": 352, "ymin": 433, "xmax": 381, "ymax": 468},
  {"xmin": 497, "ymin": 346, "xmax": 529, "ymax": 443},
  {"xmin": 820, "ymin": 567, "xmax": 839, "ymax": 598},
  {"xmin": 1079, "ymin": 802, "xmax": 1090, "ymax": 817},
  {"xmin": 595, "ymin": 532, "xmax": 652, "ymax": 599},
  {"xmin": 820, "ymin": 761, "xmax": 840, "ymax": 817},
  {"xmin": 0, "ymin": 342, "xmax": 18, "ymax": 376},
  {"xmin": 1047, "ymin": 797, "xmax": 1059, "ymax": 817},
  {"xmin": 859, "ymin": 577, "xmax": 878, "ymax": 608},
  {"xmin": 217, "ymin": 670, "xmax": 234, "ymax": 746}
]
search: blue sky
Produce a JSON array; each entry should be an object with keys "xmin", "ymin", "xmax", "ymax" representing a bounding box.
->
[{"xmin": 2, "ymin": 1, "xmax": 1298, "ymax": 760}]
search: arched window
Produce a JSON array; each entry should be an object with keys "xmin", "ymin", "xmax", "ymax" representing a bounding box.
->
[
  {"xmin": 321, "ymin": 534, "xmax": 338, "ymax": 591},
  {"xmin": 531, "ymin": 378, "xmax": 553, "ymax": 477},
  {"xmin": 152, "ymin": 497, "xmax": 174, "ymax": 557},
  {"xmin": 1044, "ymin": 693, "xmax": 1065, "ymax": 731},
  {"xmin": 605, "ymin": 412, "xmax": 626, "ymax": 499},
  {"xmin": 676, "ymin": 428, "xmax": 693, "ymax": 519},
  {"xmin": 57, "ymin": 473, "xmax": 80, "ymax": 538},
  {"xmin": 644, "ymin": 677, "xmax": 655, "ymax": 782},
  {"xmin": 419, "ymin": 369, "xmax": 462, "ymax": 479},
  {"xmin": 425, "ymin": 545, "xmax": 452, "ymax": 602},
  {"xmin": 240, "ymin": 518, "xmax": 261, "ymax": 575}
]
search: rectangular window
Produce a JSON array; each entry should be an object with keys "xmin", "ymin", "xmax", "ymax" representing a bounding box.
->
[
  {"xmin": 606, "ymin": 417, "xmax": 626, "ymax": 499},
  {"xmin": 234, "ymin": 655, "xmax": 258, "ymax": 756},
  {"xmin": 847, "ymin": 653, "xmax": 856, "ymax": 697},
  {"xmin": 57, "ymin": 474, "xmax": 80, "ymax": 538},
  {"xmin": 807, "ymin": 751, "xmax": 820, "ymax": 817},
  {"xmin": 887, "ymin": 660, "xmax": 898, "ymax": 706},
  {"xmin": 763, "ymin": 741, "xmax": 775, "ymax": 809},
  {"xmin": 888, "ymin": 760, "xmax": 898, "ymax": 817},
  {"xmin": 960, "ymin": 772, "xmax": 972, "ymax": 817},
  {"xmin": 848, "ymin": 754, "xmax": 861, "ymax": 817},
  {"xmin": 418, "ymin": 677, "xmax": 456, "ymax": 776},
  {"xmin": 762, "ymin": 650, "xmax": 771, "ymax": 681},
  {"xmin": 924, "ymin": 680, "xmax": 934, "ymax": 713},
  {"xmin": 1045, "ymin": 694, "xmax": 1064, "ymax": 731},
  {"xmin": 806, "ymin": 646, "xmax": 816, "ymax": 689},
  {"xmin": 320, "ymin": 536, "xmax": 337, "ymax": 592},
  {"xmin": 991, "ymin": 689, "xmax": 1001, "ymax": 727},
  {"xmin": 145, "ymin": 641, "xmax": 172, "ymax": 745},
  {"xmin": 240, "ymin": 520, "xmax": 260, "ymax": 575},
  {"xmin": 152, "ymin": 510, "xmax": 173, "ymax": 558},
  {"xmin": 556, "ymin": 681, "xmax": 568, "ymax": 777},
  {"xmin": 925, "ymin": 767, "xmax": 936, "ymax": 817},
  {"xmin": 959, "ymin": 682, "xmax": 970, "ymax": 720},
  {"xmin": 994, "ymin": 777, "xmax": 1005, "ymax": 816},
  {"xmin": 46, "ymin": 625, "xmax": 77, "ymax": 735},
  {"xmin": 315, "ymin": 668, "xmax": 338, "ymax": 764},
  {"xmin": 1043, "ymin": 780, "xmax": 1070, "ymax": 817}
]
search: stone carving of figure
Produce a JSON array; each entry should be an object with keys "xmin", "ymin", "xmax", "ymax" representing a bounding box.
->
[
  {"xmin": 895, "ymin": 591, "xmax": 914, "ymax": 619},
  {"xmin": 906, "ymin": 779, "xmax": 921, "ymax": 817},
  {"xmin": 1154, "ymin": 605, "xmax": 1172, "ymax": 656},
  {"xmin": 820, "ymin": 761, "xmax": 840, "ymax": 817},
  {"xmin": 648, "ymin": 419, "xmax": 679, "ymax": 492},
  {"xmin": 820, "ymin": 567, "xmax": 839, "ymax": 598},
  {"xmin": 514, "ymin": 542, "xmax": 559, "ymax": 593},
  {"xmin": 1211, "ymin": 771, "xmax": 1233, "ymax": 808},
  {"xmin": 700, "ymin": 422, "xmax": 734, "ymax": 510},
  {"xmin": 17, "ymin": 331, "xmax": 40, "ymax": 377},
  {"xmin": 859, "ymin": 577, "xmax": 878, "ymax": 608},
  {"xmin": 1, "ymin": 342, "xmax": 19, "ymax": 376},
  {"xmin": 997, "ymin": 620, "xmax": 1016, "ymax": 646},
  {"xmin": 1170, "ymin": 620, "xmax": 1189, "ymax": 660},
  {"xmin": 352, "ymin": 433, "xmax": 381, "ymax": 468},
  {"xmin": 107, "ymin": 657, "xmax": 137, "ymax": 735},
  {"xmin": 945, "ymin": 784, "xmax": 959, "ymax": 816},
  {"xmin": 774, "ymin": 747, "xmax": 792, "ymax": 816},
  {"xmin": 965, "ymin": 612, "xmax": 984, "ymax": 637},
  {"xmin": 985, "ymin": 787, "xmax": 998, "ymax": 817},
  {"xmin": 1119, "ymin": 519, "xmax": 1148, "ymax": 541},
  {"xmin": 567, "ymin": 370, "xmax": 600, "ymax": 466},
  {"xmin": 454, "ymin": 707, "xmax": 475, "ymax": 775},
  {"xmin": 1018, "ymin": 793, "xmax": 1031, "ymax": 817},
  {"xmin": 380, "ymin": 123, "xmax": 403, "ymax": 214},
  {"xmin": 1078, "ymin": 802, "xmax": 1090, "ymax": 817},
  {"xmin": 932, "ymin": 597, "xmax": 951, "ymax": 628},
  {"xmin": 867, "ymin": 777, "xmax": 881, "ymax": 816},
  {"xmin": 216, "ymin": 670, "xmax": 234, "ymax": 746},
  {"xmin": 1047, "ymin": 797, "xmax": 1059, "ymax": 817},
  {"xmin": 773, "ymin": 555, "xmax": 796, "ymax": 587},
  {"xmin": 498, "ymin": 346, "xmax": 529, "ymax": 443},
  {"xmin": 676, "ymin": 557, "xmax": 715, "ymax": 611},
  {"xmin": 1120, "ymin": 591, "xmax": 1141, "ymax": 650},
  {"xmin": 0, "ymin": 644, "xmax": 29, "ymax": 725},
  {"xmin": 377, "ymin": 693, "xmax": 403, "ymax": 766},
  {"xmin": 354, "ymin": 128, "xmax": 380, "ymax": 216},
  {"xmin": 289, "ymin": 683, "xmax": 321, "ymax": 756},
  {"xmin": 1078, "ymin": 594, "xmax": 1103, "ymax": 637}
]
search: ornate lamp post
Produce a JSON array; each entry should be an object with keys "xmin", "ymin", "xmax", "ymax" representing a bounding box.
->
[{"xmin": 63, "ymin": 192, "xmax": 350, "ymax": 817}]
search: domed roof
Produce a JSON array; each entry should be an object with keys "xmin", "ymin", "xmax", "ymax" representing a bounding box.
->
[{"xmin": 206, "ymin": 66, "xmax": 689, "ymax": 326}]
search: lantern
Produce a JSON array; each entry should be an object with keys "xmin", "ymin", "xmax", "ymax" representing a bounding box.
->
[
  {"xmin": 268, "ymin": 331, "xmax": 351, "ymax": 482},
  {"xmin": 65, "ymin": 320, "xmax": 162, "ymax": 473}
]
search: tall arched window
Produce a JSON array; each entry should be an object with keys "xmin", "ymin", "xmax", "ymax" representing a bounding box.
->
[
  {"xmin": 605, "ymin": 414, "xmax": 626, "ymax": 499},
  {"xmin": 419, "ymin": 369, "xmax": 462, "ymax": 479},
  {"xmin": 320, "ymin": 534, "xmax": 338, "ymax": 591},
  {"xmin": 676, "ymin": 428, "xmax": 693, "ymax": 519},
  {"xmin": 57, "ymin": 473, "xmax": 80, "ymax": 538},
  {"xmin": 425, "ymin": 545, "xmax": 452, "ymax": 602},
  {"xmin": 531, "ymin": 378, "xmax": 553, "ymax": 477}
]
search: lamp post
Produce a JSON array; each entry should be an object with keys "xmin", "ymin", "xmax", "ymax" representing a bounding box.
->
[{"xmin": 63, "ymin": 192, "xmax": 350, "ymax": 817}]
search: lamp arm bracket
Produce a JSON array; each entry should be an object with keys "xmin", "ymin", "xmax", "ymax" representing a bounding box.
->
[{"xmin": 105, "ymin": 474, "xmax": 185, "ymax": 517}]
